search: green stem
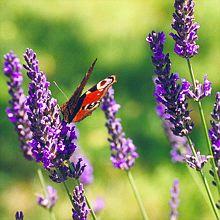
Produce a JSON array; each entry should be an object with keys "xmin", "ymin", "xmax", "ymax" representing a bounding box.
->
[
  {"xmin": 37, "ymin": 169, "xmax": 56, "ymax": 220},
  {"xmin": 63, "ymin": 181, "xmax": 74, "ymax": 207},
  {"xmin": 186, "ymin": 136, "xmax": 219, "ymax": 219},
  {"xmin": 37, "ymin": 169, "xmax": 48, "ymax": 197},
  {"xmin": 49, "ymin": 209, "xmax": 56, "ymax": 220},
  {"xmin": 126, "ymin": 170, "xmax": 149, "ymax": 220},
  {"xmin": 186, "ymin": 58, "xmax": 220, "ymax": 195}
]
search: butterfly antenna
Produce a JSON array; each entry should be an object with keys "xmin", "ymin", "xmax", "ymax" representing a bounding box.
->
[{"xmin": 53, "ymin": 81, "xmax": 69, "ymax": 101}]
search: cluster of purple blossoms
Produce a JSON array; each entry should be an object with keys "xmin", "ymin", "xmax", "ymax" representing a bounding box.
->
[
  {"xmin": 147, "ymin": 31, "xmax": 193, "ymax": 137},
  {"xmin": 170, "ymin": 0, "xmax": 200, "ymax": 58},
  {"xmin": 37, "ymin": 185, "xmax": 58, "ymax": 209},
  {"xmin": 209, "ymin": 92, "xmax": 220, "ymax": 176},
  {"xmin": 70, "ymin": 149, "xmax": 94, "ymax": 185},
  {"xmin": 101, "ymin": 87, "xmax": 139, "ymax": 170},
  {"xmin": 3, "ymin": 52, "xmax": 33, "ymax": 160},
  {"xmin": 169, "ymin": 179, "xmax": 179, "ymax": 220},
  {"xmin": 72, "ymin": 184, "xmax": 89, "ymax": 220},
  {"xmin": 23, "ymin": 48, "xmax": 85, "ymax": 182},
  {"xmin": 187, "ymin": 75, "xmax": 212, "ymax": 101},
  {"xmin": 156, "ymin": 104, "xmax": 191, "ymax": 162},
  {"xmin": 185, "ymin": 151, "xmax": 211, "ymax": 171}
]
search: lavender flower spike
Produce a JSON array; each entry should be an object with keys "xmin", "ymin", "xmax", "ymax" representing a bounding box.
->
[
  {"xmin": 101, "ymin": 87, "xmax": 139, "ymax": 170},
  {"xmin": 3, "ymin": 52, "xmax": 33, "ymax": 160},
  {"xmin": 24, "ymin": 48, "xmax": 78, "ymax": 182},
  {"xmin": 147, "ymin": 31, "xmax": 194, "ymax": 137},
  {"xmin": 37, "ymin": 185, "xmax": 58, "ymax": 209},
  {"xmin": 72, "ymin": 184, "xmax": 89, "ymax": 220},
  {"xmin": 169, "ymin": 179, "xmax": 179, "ymax": 220},
  {"xmin": 209, "ymin": 92, "xmax": 220, "ymax": 176},
  {"xmin": 170, "ymin": 0, "xmax": 200, "ymax": 58}
]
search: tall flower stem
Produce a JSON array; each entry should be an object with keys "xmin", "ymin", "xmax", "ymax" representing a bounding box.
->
[
  {"xmin": 186, "ymin": 136, "xmax": 219, "ymax": 219},
  {"xmin": 37, "ymin": 169, "xmax": 56, "ymax": 220},
  {"xmin": 186, "ymin": 58, "xmax": 220, "ymax": 195},
  {"xmin": 126, "ymin": 170, "xmax": 149, "ymax": 220},
  {"xmin": 63, "ymin": 181, "xmax": 74, "ymax": 207},
  {"xmin": 76, "ymin": 179, "xmax": 97, "ymax": 220}
]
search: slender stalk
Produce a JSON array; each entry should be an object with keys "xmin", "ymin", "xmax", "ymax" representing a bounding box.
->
[
  {"xmin": 37, "ymin": 169, "xmax": 48, "ymax": 197},
  {"xmin": 126, "ymin": 170, "xmax": 149, "ymax": 220},
  {"xmin": 63, "ymin": 181, "xmax": 74, "ymax": 207},
  {"xmin": 186, "ymin": 136, "xmax": 219, "ymax": 219},
  {"xmin": 186, "ymin": 58, "xmax": 220, "ymax": 195},
  {"xmin": 75, "ymin": 178, "xmax": 97, "ymax": 220},
  {"xmin": 37, "ymin": 169, "xmax": 57, "ymax": 220}
]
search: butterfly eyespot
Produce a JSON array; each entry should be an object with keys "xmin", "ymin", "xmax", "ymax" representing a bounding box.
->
[
  {"xmin": 84, "ymin": 101, "xmax": 100, "ymax": 110},
  {"xmin": 97, "ymin": 77, "xmax": 114, "ymax": 90}
]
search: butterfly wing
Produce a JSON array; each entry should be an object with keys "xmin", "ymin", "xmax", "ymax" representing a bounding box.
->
[
  {"xmin": 61, "ymin": 59, "xmax": 97, "ymax": 123},
  {"xmin": 73, "ymin": 75, "xmax": 116, "ymax": 122}
]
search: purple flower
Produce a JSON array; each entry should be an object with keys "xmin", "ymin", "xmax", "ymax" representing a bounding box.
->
[
  {"xmin": 209, "ymin": 92, "xmax": 220, "ymax": 175},
  {"xmin": 170, "ymin": 0, "xmax": 200, "ymax": 58},
  {"xmin": 37, "ymin": 185, "xmax": 58, "ymax": 209},
  {"xmin": 70, "ymin": 150, "xmax": 94, "ymax": 185},
  {"xmin": 3, "ymin": 52, "xmax": 33, "ymax": 160},
  {"xmin": 169, "ymin": 179, "xmax": 179, "ymax": 220},
  {"xmin": 15, "ymin": 211, "xmax": 24, "ymax": 220},
  {"xmin": 187, "ymin": 75, "xmax": 212, "ymax": 101},
  {"xmin": 185, "ymin": 151, "xmax": 211, "ymax": 171},
  {"xmin": 147, "ymin": 31, "xmax": 194, "ymax": 137},
  {"xmin": 92, "ymin": 197, "xmax": 105, "ymax": 214},
  {"xmin": 101, "ymin": 87, "xmax": 139, "ymax": 170},
  {"xmin": 23, "ymin": 48, "xmax": 79, "ymax": 182},
  {"xmin": 72, "ymin": 184, "xmax": 89, "ymax": 220}
]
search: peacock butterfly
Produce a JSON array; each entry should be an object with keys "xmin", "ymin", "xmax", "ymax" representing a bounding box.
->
[{"xmin": 61, "ymin": 59, "xmax": 116, "ymax": 123}]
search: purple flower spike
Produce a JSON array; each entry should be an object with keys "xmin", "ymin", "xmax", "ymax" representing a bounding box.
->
[
  {"xmin": 72, "ymin": 184, "xmax": 89, "ymax": 220},
  {"xmin": 185, "ymin": 151, "xmax": 211, "ymax": 171},
  {"xmin": 3, "ymin": 52, "xmax": 33, "ymax": 160},
  {"xmin": 147, "ymin": 32, "xmax": 194, "ymax": 137},
  {"xmin": 37, "ymin": 185, "xmax": 58, "ymax": 209},
  {"xmin": 23, "ymin": 48, "xmax": 78, "ymax": 182},
  {"xmin": 101, "ymin": 87, "xmax": 139, "ymax": 170},
  {"xmin": 209, "ymin": 92, "xmax": 220, "ymax": 175},
  {"xmin": 170, "ymin": 0, "xmax": 200, "ymax": 58},
  {"xmin": 169, "ymin": 179, "xmax": 179, "ymax": 220}
]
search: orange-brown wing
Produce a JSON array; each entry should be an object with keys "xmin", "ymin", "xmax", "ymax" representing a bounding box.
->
[
  {"xmin": 73, "ymin": 75, "xmax": 117, "ymax": 122},
  {"xmin": 61, "ymin": 59, "xmax": 97, "ymax": 123}
]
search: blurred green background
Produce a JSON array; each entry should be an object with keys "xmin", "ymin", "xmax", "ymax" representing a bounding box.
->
[{"xmin": 0, "ymin": 0, "xmax": 219, "ymax": 219}]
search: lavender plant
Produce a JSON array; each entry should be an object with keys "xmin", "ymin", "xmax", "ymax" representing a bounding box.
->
[
  {"xmin": 4, "ymin": 48, "xmax": 97, "ymax": 220},
  {"xmin": 147, "ymin": 31, "xmax": 219, "ymax": 218},
  {"xmin": 102, "ymin": 88, "xmax": 148, "ymax": 220},
  {"xmin": 170, "ymin": 0, "xmax": 220, "ymax": 209}
]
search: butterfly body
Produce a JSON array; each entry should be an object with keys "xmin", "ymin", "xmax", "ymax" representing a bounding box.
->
[{"xmin": 61, "ymin": 60, "xmax": 116, "ymax": 123}]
